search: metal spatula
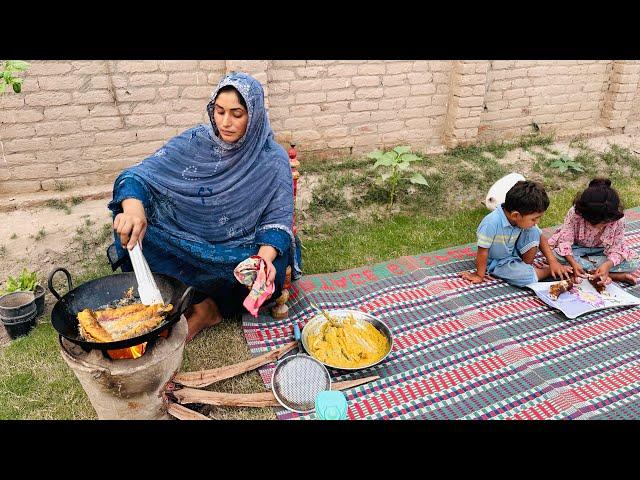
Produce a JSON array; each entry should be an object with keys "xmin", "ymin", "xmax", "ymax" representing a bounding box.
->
[{"xmin": 129, "ymin": 242, "xmax": 164, "ymax": 305}]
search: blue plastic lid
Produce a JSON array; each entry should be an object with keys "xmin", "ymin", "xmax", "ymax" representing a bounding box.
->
[{"xmin": 315, "ymin": 390, "xmax": 348, "ymax": 420}]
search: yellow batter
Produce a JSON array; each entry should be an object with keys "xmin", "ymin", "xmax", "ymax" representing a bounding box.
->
[{"xmin": 307, "ymin": 314, "xmax": 389, "ymax": 368}]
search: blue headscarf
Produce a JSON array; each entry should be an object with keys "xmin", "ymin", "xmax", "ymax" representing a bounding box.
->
[{"xmin": 111, "ymin": 72, "xmax": 301, "ymax": 281}]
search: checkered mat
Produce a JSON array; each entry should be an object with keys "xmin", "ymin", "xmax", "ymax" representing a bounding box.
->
[{"xmin": 242, "ymin": 208, "xmax": 640, "ymax": 419}]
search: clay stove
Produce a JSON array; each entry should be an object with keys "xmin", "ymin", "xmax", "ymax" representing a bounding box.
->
[{"xmin": 60, "ymin": 316, "xmax": 187, "ymax": 420}]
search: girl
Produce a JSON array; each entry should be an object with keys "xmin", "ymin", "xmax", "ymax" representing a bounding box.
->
[{"xmin": 548, "ymin": 178, "xmax": 639, "ymax": 286}]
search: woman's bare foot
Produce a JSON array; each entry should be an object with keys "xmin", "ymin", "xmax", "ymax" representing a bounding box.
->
[
  {"xmin": 609, "ymin": 272, "xmax": 638, "ymax": 285},
  {"xmin": 186, "ymin": 297, "xmax": 223, "ymax": 343}
]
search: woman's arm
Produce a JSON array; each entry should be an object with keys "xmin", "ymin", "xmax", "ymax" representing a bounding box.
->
[{"xmin": 110, "ymin": 176, "xmax": 149, "ymax": 249}]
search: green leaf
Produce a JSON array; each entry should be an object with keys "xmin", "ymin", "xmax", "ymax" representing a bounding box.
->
[
  {"xmin": 409, "ymin": 173, "xmax": 429, "ymax": 186},
  {"xmin": 0, "ymin": 82, "xmax": 6, "ymax": 94},
  {"xmin": 393, "ymin": 145, "xmax": 412, "ymax": 155},
  {"xmin": 397, "ymin": 161, "xmax": 411, "ymax": 171},
  {"xmin": 558, "ymin": 165, "xmax": 568, "ymax": 172},
  {"xmin": 12, "ymin": 82, "xmax": 21, "ymax": 93},
  {"xmin": 399, "ymin": 153, "xmax": 421, "ymax": 162},
  {"xmin": 382, "ymin": 151, "xmax": 398, "ymax": 164},
  {"xmin": 6, "ymin": 60, "xmax": 29, "ymax": 71},
  {"xmin": 373, "ymin": 158, "xmax": 390, "ymax": 168},
  {"xmin": 366, "ymin": 150, "xmax": 384, "ymax": 161}
]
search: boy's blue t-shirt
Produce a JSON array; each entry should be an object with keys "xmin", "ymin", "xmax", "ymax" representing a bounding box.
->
[{"xmin": 477, "ymin": 204, "xmax": 541, "ymax": 263}]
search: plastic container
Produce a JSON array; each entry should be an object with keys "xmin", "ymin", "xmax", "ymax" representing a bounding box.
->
[
  {"xmin": 0, "ymin": 291, "xmax": 36, "ymax": 320},
  {"xmin": 2, "ymin": 309, "xmax": 37, "ymax": 339},
  {"xmin": 33, "ymin": 285, "xmax": 46, "ymax": 316}
]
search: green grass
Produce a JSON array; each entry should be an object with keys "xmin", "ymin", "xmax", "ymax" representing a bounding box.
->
[
  {"xmin": 302, "ymin": 175, "xmax": 640, "ymax": 275},
  {"xmin": 0, "ymin": 245, "xmax": 6, "ymax": 258},
  {"xmin": 45, "ymin": 199, "xmax": 71, "ymax": 215},
  {"xmin": 0, "ymin": 322, "xmax": 95, "ymax": 419},
  {"xmin": 54, "ymin": 180, "xmax": 70, "ymax": 192}
]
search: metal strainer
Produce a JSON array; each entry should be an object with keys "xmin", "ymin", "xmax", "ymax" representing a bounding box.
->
[{"xmin": 271, "ymin": 320, "xmax": 331, "ymax": 414}]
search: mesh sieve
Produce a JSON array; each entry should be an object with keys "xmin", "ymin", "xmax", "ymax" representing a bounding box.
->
[{"xmin": 271, "ymin": 353, "xmax": 331, "ymax": 414}]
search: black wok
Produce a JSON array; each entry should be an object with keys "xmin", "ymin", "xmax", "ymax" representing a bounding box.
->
[{"xmin": 48, "ymin": 267, "xmax": 194, "ymax": 351}]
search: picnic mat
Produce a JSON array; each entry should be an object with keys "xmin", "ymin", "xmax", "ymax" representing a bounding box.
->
[{"xmin": 242, "ymin": 208, "xmax": 640, "ymax": 419}]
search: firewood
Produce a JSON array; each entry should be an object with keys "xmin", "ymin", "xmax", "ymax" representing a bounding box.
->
[
  {"xmin": 171, "ymin": 375, "xmax": 381, "ymax": 408},
  {"xmin": 173, "ymin": 341, "xmax": 297, "ymax": 388},
  {"xmin": 167, "ymin": 402, "xmax": 211, "ymax": 420},
  {"xmin": 332, "ymin": 375, "xmax": 380, "ymax": 390},
  {"xmin": 172, "ymin": 388, "xmax": 281, "ymax": 407}
]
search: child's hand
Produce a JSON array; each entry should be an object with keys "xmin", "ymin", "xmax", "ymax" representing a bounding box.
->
[
  {"xmin": 569, "ymin": 263, "xmax": 586, "ymax": 283},
  {"xmin": 548, "ymin": 259, "xmax": 573, "ymax": 281},
  {"xmin": 460, "ymin": 271, "xmax": 485, "ymax": 284},
  {"xmin": 592, "ymin": 263, "xmax": 613, "ymax": 286}
]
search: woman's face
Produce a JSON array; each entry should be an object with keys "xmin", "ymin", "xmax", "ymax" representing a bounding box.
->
[{"xmin": 213, "ymin": 90, "xmax": 248, "ymax": 143}]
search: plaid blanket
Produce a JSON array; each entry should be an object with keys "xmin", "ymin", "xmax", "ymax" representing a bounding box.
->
[{"xmin": 242, "ymin": 208, "xmax": 640, "ymax": 419}]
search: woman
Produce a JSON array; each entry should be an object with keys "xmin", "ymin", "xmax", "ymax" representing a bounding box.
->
[{"xmin": 108, "ymin": 72, "xmax": 302, "ymax": 342}]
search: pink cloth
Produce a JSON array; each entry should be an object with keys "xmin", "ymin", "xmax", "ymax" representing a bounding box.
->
[
  {"xmin": 547, "ymin": 206, "xmax": 637, "ymax": 266},
  {"xmin": 233, "ymin": 256, "xmax": 275, "ymax": 317}
]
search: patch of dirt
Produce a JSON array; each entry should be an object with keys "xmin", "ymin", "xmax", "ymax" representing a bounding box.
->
[{"xmin": 0, "ymin": 197, "xmax": 113, "ymax": 346}]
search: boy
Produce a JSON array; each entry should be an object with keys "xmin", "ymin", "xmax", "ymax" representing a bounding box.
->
[{"xmin": 461, "ymin": 180, "xmax": 572, "ymax": 287}]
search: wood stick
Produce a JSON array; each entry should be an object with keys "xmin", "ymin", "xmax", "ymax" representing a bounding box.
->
[
  {"xmin": 172, "ymin": 375, "xmax": 381, "ymax": 408},
  {"xmin": 332, "ymin": 375, "xmax": 380, "ymax": 391},
  {"xmin": 166, "ymin": 402, "xmax": 211, "ymax": 420},
  {"xmin": 173, "ymin": 341, "xmax": 297, "ymax": 388},
  {"xmin": 173, "ymin": 388, "xmax": 281, "ymax": 407}
]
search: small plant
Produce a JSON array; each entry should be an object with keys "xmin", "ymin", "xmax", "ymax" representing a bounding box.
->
[
  {"xmin": 71, "ymin": 196, "xmax": 84, "ymax": 206},
  {"xmin": 367, "ymin": 146, "xmax": 428, "ymax": 208},
  {"xmin": 569, "ymin": 135, "xmax": 588, "ymax": 150},
  {"xmin": 549, "ymin": 154, "xmax": 585, "ymax": 174},
  {"xmin": 10, "ymin": 233, "xmax": 17, "ymax": 239},
  {"xmin": 54, "ymin": 180, "xmax": 70, "ymax": 192},
  {"xmin": 0, "ymin": 60, "xmax": 29, "ymax": 94},
  {"xmin": 34, "ymin": 228, "xmax": 47, "ymax": 241},
  {"xmin": 0, "ymin": 244, "xmax": 6, "ymax": 258},
  {"xmin": 45, "ymin": 199, "xmax": 71, "ymax": 214},
  {"xmin": 2, "ymin": 268, "xmax": 38, "ymax": 294}
]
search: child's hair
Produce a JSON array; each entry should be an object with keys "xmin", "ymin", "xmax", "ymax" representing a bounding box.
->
[
  {"xmin": 574, "ymin": 177, "xmax": 624, "ymax": 225},
  {"xmin": 503, "ymin": 180, "xmax": 550, "ymax": 215}
]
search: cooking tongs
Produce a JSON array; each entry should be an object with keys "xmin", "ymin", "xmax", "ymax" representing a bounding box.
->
[{"xmin": 129, "ymin": 242, "xmax": 164, "ymax": 305}]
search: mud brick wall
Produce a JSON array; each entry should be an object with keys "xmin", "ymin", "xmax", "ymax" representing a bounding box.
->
[{"xmin": 1, "ymin": 59, "xmax": 639, "ymax": 195}]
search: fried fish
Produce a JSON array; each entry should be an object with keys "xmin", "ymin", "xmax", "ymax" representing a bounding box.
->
[
  {"xmin": 587, "ymin": 275, "xmax": 607, "ymax": 293},
  {"xmin": 77, "ymin": 303, "xmax": 173, "ymax": 342},
  {"xmin": 549, "ymin": 280, "xmax": 573, "ymax": 300}
]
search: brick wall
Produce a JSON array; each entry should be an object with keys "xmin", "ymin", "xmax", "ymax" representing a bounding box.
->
[
  {"xmin": 1, "ymin": 59, "xmax": 640, "ymax": 195},
  {"xmin": 265, "ymin": 60, "xmax": 452, "ymax": 154},
  {"xmin": 0, "ymin": 60, "xmax": 225, "ymax": 194},
  {"xmin": 478, "ymin": 60, "xmax": 613, "ymax": 141}
]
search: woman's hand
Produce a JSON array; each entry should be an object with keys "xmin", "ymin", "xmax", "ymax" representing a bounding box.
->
[
  {"xmin": 113, "ymin": 198, "xmax": 147, "ymax": 250},
  {"xmin": 257, "ymin": 245, "xmax": 278, "ymax": 287}
]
